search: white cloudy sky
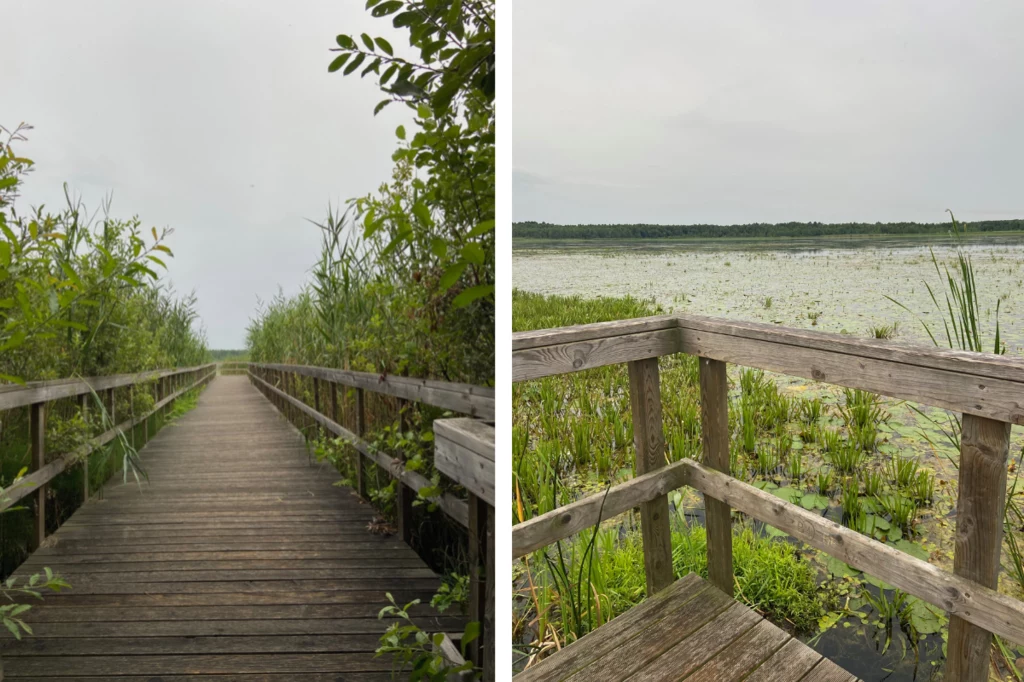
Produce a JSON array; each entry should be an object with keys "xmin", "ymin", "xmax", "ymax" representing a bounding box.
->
[
  {"xmin": 513, "ymin": 1, "xmax": 1024, "ymax": 225},
  {"xmin": 6, "ymin": 1, "xmax": 411, "ymax": 348}
]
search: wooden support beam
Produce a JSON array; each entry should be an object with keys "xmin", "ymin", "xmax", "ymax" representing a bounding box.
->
[
  {"xmin": 355, "ymin": 387, "xmax": 366, "ymax": 500},
  {"xmin": 30, "ymin": 402, "xmax": 46, "ymax": 550},
  {"xmin": 79, "ymin": 393, "xmax": 89, "ymax": 502},
  {"xmin": 313, "ymin": 377, "xmax": 321, "ymax": 438},
  {"xmin": 946, "ymin": 413, "xmax": 1011, "ymax": 682},
  {"xmin": 700, "ymin": 357, "xmax": 733, "ymax": 596},
  {"xmin": 467, "ymin": 493, "xmax": 493, "ymax": 679},
  {"xmin": 397, "ymin": 479, "xmax": 415, "ymax": 545},
  {"xmin": 628, "ymin": 357, "xmax": 674, "ymax": 596}
]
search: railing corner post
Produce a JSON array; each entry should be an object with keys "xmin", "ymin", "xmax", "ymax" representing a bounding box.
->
[
  {"xmin": 699, "ymin": 356, "xmax": 734, "ymax": 597},
  {"xmin": 946, "ymin": 412, "xmax": 1011, "ymax": 682},
  {"xmin": 627, "ymin": 357, "xmax": 674, "ymax": 595}
]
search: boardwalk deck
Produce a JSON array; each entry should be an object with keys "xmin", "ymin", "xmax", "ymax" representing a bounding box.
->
[
  {"xmin": 0, "ymin": 376, "xmax": 460, "ymax": 680},
  {"xmin": 516, "ymin": 573, "xmax": 860, "ymax": 682}
]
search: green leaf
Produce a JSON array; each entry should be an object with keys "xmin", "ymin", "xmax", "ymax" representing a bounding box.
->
[
  {"xmin": 439, "ymin": 263, "xmax": 467, "ymax": 291},
  {"xmin": 826, "ymin": 557, "xmax": 859, "ymax": 578},
  {"xmin": 452, "ymin": 284, "xmax": 493, "ymax": 308},
  {"xmin": 343, "ymin": 53, "xmax": 366, "ymax": 76},
  {"xmin": 328, "ymin": 53, "xmax": 352, "ymax": 73},
  {"xmin": 893, "ymin": 539, "xmax": 929, "ymax": 561},
  {"xmin": 375, "ymin": 37, "xmax": 394, "ymax": 56},
  {"xmin": 361, "ymin": 33, "xmax": 375, "ymax": 51},
  {"xmin": 0, "ymin": 177, "xmax": 17, "ymax": 190},
  {"xmin": 396, "ymin": 125, "xmax": 406, "ymax": 140},
  {"xmin": 468, "ymin": 219, "xmax": 495, "ymax": 238},
  {"xmin": 460, "ymin": 242, "xmax": 485, "ymax": 266},
  {"xmin": 335, "ymin": 34, "xmax": 355, "ymax": 49},
  {"xmin": 771, "ymin": 486, "xmax": 802, "ymax": 504}
]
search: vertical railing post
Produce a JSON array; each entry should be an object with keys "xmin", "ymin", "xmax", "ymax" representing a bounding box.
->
[
  {"xmin": 355, "ymin": 387, "xmax": 367, "ymax": 499},
  {"xmin": 395, "ymin": 397, "xmax": 413, "ymax": 542},
  {"xmin": 699, "ymin": 357, "xmax": 733, "ymax": 596},
  {"xmin": 29, "ymin": 401, "xmax": 46, "ymax": 550},
  {"xmin": 313, "ymin": 377, "xmax": 322, "ymax": 438},
  {"xmin": 946, "ymin": 413, "xmax": 1011, "ymax": 682},
  {"xmin": 467, "ymin": 494, "xmax": 493, "ymax": 677},
  {"xmin": 330, "ymin": 382, "xmax": 339, "ymax": 427},
  {"xmin": 627, "ymin": 357, "xmax": 673, "ymax": 595},
  {"xmin": 79, "ymin": 392, "xmax": 90, "ymax": 502}
]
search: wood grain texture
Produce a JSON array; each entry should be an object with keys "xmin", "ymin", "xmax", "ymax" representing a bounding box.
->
[
  {"xmin": 511, "ymin": 312, "xmax": 1024, "ymax": 422},
  {"xmin": 512, "ymin": 459, "xmax": 690, "ymax": 559},
  {"xmin": 946, "ymin": 413, "xmax": 1012, "ymax": 682},
  {"xmin": 0, "ymin": 376, "xmax": 457, "ymax": 679},
  {"xmin": 627, "ymin": 358, "xmax": 673, "ymax": 595},
  {"xmin": 30, "ymin": 400, "xmax": 46, "ymax": 550},
  {"xmin": 699, "ymin": 357, "xmax": 733, "ymax": 596},
  {"xmin": 435, "ymin": 418, "xmax": 495, "ymax": 505},
  {"xmin": 742, "ymin": 638, "xmax": 822, "ymax": 681}
]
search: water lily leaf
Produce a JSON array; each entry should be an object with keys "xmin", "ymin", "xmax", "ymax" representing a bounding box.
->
[
  {"xmin": 887, "ymin": 526, "xmax": 903, "ymax": 542},
  {"xmin": 764, "ymin": 524, "xmax": 788, "ymax": 538},
  {"xmin": 801, "ymin": 493, "xmax": 830, "ymax": 510},
  {"xmin": 827, "ymin": 557, "xmax": 859, "ymax": 578},
  {"xmin": 863, "ymin": 573, "xmax": 895, "ymax": 590},
  {"xmin": 753, "ymin": 480, "xmax": 778, "ymax": 491},
  {"xmin": 771, "ymin": 486, "xmax": 802, "ymax": 504},
  {"xmin": 894, "ymin": 539, "xmax": 929, "ymax": 561}
]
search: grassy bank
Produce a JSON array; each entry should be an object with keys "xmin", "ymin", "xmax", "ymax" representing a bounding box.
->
[{"xmin": 511, "ymin": 289, "xmax": 1024, "ymax": 678}]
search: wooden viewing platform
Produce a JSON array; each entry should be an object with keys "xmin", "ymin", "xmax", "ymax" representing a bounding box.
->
[
  {"xmin": 0, "ymin": 373, "xmax": 490, "ymax": 680},
  {"xmin": 512, "ymin": 313, "xmax": 1024, "ymax": 682}
]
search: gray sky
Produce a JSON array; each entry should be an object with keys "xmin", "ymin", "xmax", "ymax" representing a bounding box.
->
[
  {"xmin": 6, "ymin": 1, "xmax": 411, "ymax": 348},
  {"xmin": 513, "ymin": 1, "xmax": 1024, "ymax": 225}
]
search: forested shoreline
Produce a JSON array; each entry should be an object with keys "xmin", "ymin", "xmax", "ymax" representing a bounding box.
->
[{"xmin": 513, "ymin": 219, "xmax": 1024, "ymax": 240}]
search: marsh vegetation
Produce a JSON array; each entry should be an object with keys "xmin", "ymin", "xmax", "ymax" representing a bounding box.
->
[{"xmin": 512, "ymin": 228, "xmax": 1024, "ymax": 680}]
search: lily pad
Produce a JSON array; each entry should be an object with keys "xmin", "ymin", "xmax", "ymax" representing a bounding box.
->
[
  {"xmin": 764, "ymin": 524, "xmax": 788, "ymax": 538},
  {"xmin": 801, "ymin": 493, "xmax": 830, "ymax": 510},
  {"xmin": 904, "ymin": 597, "xmax": 945, "ymax": 635},
  {"xmin": 887, "ymin": 526, "xmax": 903, "ymax": 542},
  {"xmin": 771, "ymin": 486, "xmax": 803, "ymax": 504},
  {"xmin": 754, "ymin": 480, "xmax": 778, "ymax": 491},
  {"xmin": 826, "ymin": 557, "xmax": 859, "ymax": 578},
  {"xmin": 863, "ymin": 573, "xmax": 895, "ymax": 590},
  {"xmin": 893, "ymin": 539, "xmax": 929, "ymax": 561}
]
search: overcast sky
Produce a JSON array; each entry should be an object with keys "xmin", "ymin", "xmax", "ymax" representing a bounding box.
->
[
  {"xmin": 513, "ymin": 1, "xmax": 1024, "ymax": 226},
  {"xmin": 6, "ymin": 1, "xmax": 411, "ymax": 348}
]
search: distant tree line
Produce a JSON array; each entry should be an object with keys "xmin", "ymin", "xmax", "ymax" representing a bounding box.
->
[{"xmin": 512, "ymin": 219, "xmax": 1024, "ymax": 240}]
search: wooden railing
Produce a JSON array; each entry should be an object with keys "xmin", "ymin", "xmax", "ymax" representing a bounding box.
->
[
  {"xmin": 246, "ymin": 363, "xmax": 495, "ymax": 681},
  {"xmin": 216, "ymin": 361, "xmax": 248, "ymax": 375},
  {"xmin": 512, "ymin": 314, "xmax": 1024, "ymax": 682},
  {"xmin": 0, "ymin": 364, "xmax": 216, "ymax": 551}
]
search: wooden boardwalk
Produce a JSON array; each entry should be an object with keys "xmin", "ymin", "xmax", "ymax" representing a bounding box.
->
[
  {"xmin": 517, "ymin": 573, "xmax": 859, "ymax": 682},
  {"xmin": 0, "ymin": 375, "xmax": 461, "ymax": 680}
]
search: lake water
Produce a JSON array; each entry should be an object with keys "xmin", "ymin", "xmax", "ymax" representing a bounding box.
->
[{"xmin": 513, "ymin": 233, "xmax": 1024, "ymax": 353}]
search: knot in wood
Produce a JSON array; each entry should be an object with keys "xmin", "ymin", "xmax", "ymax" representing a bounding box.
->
[
  {"xmin": 572, "ymin": 349, "xmax": 587, "ymax": 369},
  {"xmin": 811, "ymin": 368, "xmax": 826, "ymax": 380}
]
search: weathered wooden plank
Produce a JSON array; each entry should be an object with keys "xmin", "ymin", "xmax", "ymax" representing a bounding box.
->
[
  {"xmin": 681, "ymin": 327, "xmax": 1024, "ymax": 425},
  {"xmin": 699, "ymin": 356, "xmax": 733, "ymax": 596},
  {"xmin": 681, "ymin": 458, "xmax": 1024, "ymax": 645},
  {"xmin": 512, "ymin": 459, "xmax": 690, "ymax": 558},
  {"xmin": 512, "ymin": 315, "xmax": 680, "ymax": 351},
  {"xmin": 742, "ymin": 638, "xmax": 822, "ymax": 682},
  {"xmin": 946, "ymin": 413, "xmax": 1012, "ymax": 682},
  {"xmin": 1, "ymin": 653, "xmax": 396, "ymax": 675},
  {"xmin": 684, "ymin": 619, "xmax": 790, "ymax": 682},
  {"xmin": 515, "ymin": 573, "xmax": 710, "ymax": 682},
  {"xmin": 798, "ymin": 658, "xmax": 859, "ymax": 682},
  {"xmin": 628, "ymin": 357, "xmax": 673, "ymax": 595},
  {"xmin": 0, "ymin": 634, "xmax": 386, "ymax": 656},
  {"xmin": 435, "ymin": 422, "xmax": 495, "ymax": 506},
  {"xmin": 561, "ymin": 582, "xmax": 734, "ymax": 682},
  {"xmin": 433, "ymin": 418, "xmax": 495, "ymax": 461},
  {"xmin": 625, "ymin": 601, "xmax": 762, "ymax": 681},
  {"xmin": 513, "ymin": 329, "xmax": 680, "ymax": 382}
]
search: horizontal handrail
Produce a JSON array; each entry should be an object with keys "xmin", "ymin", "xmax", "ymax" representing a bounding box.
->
[
  {"xmin": 248, "ymin": 370, "xmax": 470, "ymax": 527},
  {"xmin": 0, "ymin": 367, "xmax": 216, "ymax": 511},
  {"xmin": 251, "ymin": 363, "xmax": 494, "ymax": 420},
  {"xmin": 512, "ymin": 313, "xmax": 1024, "ymax": 424},
  {"xmin": 0, "ymin": 364, "xmax": 217, "ymax": 412},
  {"xmin": 512, "ymin": 458, "xmax": 1024, "ymax": 646}
]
